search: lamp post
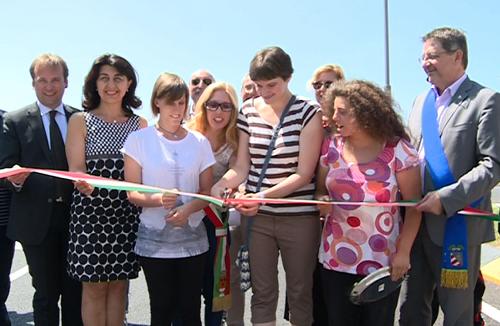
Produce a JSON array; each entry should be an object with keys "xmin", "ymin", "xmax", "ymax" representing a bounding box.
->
[{"xmin": 384, "ymin": 0, "xmax": 391, "ymax": 94}]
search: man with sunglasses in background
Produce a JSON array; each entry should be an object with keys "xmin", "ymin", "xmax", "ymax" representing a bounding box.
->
[{"xmin": 188, "ymin": 69, "xmax": 215, "ymax": 117}]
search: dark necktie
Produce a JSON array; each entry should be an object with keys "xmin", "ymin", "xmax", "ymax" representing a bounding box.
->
[
  {"xmin": 49, "ymin": 110, "xmax": 67, "ymax": 170},
  {"xmin": 49, "ymin": 110, "xmax": 68, "ymax": 201}
]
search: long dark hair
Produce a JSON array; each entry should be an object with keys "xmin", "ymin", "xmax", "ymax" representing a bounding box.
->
[{"xmin": 82, "ymin": 54, "xmax": 142, "ymax": 115}]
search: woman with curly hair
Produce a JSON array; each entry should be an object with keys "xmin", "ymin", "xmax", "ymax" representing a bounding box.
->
[
  {"xmin": 123, "ymin": 72, "xmax": 214, "ymax": 325},
  {"xmin": 316, "ymin": 80, "xmax": 421, "ymax": 326}
]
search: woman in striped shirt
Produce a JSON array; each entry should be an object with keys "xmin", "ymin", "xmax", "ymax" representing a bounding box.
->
[{"xmin": 213, "ymin": 46, "xmax": 323, "ymax": 326}]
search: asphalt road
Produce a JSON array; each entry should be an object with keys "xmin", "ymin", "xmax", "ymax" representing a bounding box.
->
[{"xmin": 6, "ymin": 243, "xmax": 500, "ymax": 326}]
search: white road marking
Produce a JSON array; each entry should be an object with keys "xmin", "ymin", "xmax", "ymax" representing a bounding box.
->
[
  {"xmin": 7, "ymin": 240, "xmax": 500, "ymax": 324},
  {"xmin": 9, "ymin": 266, "xmax": 29, "ymax": 281},
  {"xmin": 483, "ymin": 302, "xmax": 500, "ymax": 323},
  {"xmin": 10, "ymin": 242, "xmax": 29, "ymax": 281}
]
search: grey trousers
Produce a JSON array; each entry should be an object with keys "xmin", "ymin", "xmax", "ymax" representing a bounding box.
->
[{"xmin": 399, "ymin": 226, "xmax": 481, "ymax": 326}]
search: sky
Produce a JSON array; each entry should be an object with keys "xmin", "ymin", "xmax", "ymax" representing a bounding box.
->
[{"xmin": 1, "ymin": 0, "xmax": 499, "ymax": 123}]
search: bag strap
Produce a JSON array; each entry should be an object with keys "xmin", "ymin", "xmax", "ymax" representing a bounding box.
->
[{"xmin": 244, "ymin": 95, "xmax": 296, "ymax": 246}]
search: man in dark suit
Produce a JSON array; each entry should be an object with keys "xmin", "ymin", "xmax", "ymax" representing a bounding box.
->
[
  {"xmin": 0, "ymin": 54, "xmax": 82, "ymax": 326},
  {"xmin": 0, "ymin": 109, "xmax": 14, "ymax": 326},
  {"xmin": 399, "ymin": 27, "xmax": 500, "ymax": 326}
]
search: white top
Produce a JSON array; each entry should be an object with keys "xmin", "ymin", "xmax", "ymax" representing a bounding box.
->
[{"xmin": 122, "ymin": 126, "xmax": 215, "ymax": 258}]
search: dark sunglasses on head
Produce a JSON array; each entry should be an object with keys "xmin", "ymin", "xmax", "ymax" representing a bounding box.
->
[
  {"xmin": 312, "ymin": 80, "xmax": 334, "ymax": 90},
  {"xmin": 205, "ymin": 100, "xmax": 234, "ymax": 112},
  {"xmin": 191, "ymin": 78, "xmax": 213, "ymax": 86}
]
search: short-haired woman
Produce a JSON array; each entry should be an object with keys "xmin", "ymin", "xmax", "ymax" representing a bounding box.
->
[
  {"xmin": 213, "ymin": 46, "xmax": 323, "ymax": 326},
  {"xmin": 123, "ymin": 73, "xmax": 214, "ymax": 325}
]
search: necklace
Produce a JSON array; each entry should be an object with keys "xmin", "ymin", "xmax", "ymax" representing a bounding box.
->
[{"xmin": 157, "ymin": 123, "xmax": 182, "ymax": 139}]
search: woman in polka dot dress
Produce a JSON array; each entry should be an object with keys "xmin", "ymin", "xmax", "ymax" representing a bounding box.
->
[
  {"xmin": 315, "ymin": 80, "xmax": 421, "ymax": 326},
  {"xmin": 65, "ymin": 54, "xmax": 147, "ymax": 326}
]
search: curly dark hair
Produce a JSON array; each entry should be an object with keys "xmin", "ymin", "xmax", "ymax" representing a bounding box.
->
[
  {"xmin": 324, "ymin": 80, "xmax": 409, "ymax": 142},
  {"xmin": 82, "ymin": 54, "xmax": 142, "ymax": 115}
]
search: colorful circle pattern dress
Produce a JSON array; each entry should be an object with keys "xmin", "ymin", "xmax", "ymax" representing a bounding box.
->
[
  {"xmin": 318, "ymin": 136, "xmax": 419, "ymax": 275},
  {"xmin": 68, "ymin": 112, "xmax": 141, "ymax": 282}
]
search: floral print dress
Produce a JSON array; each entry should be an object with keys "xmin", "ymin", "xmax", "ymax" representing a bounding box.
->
[{"xmin": 318, "ymin": 136, "xmax": 419, "ymax": 275}]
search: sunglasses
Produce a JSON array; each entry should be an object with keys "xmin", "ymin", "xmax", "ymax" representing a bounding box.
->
[
  {"xmin": 205, "ymin": 100, "xmax": 234, "ymax": 112},
  {"xmin": 312, "ymin": 80, "xmax": 334, "ymax": 90},
  {"xmin": 191, "ymin": 78, "xmax": 213, "ymax": 86}
]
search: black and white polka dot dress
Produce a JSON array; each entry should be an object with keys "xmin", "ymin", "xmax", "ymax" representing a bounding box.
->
[{"xmin": 68, "ymin": 112, "xmax": 141, "ymax": 282}]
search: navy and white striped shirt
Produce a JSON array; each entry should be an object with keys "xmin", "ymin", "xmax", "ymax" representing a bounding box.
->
[{"xmin": 238, "ymin": 96, "xmax": 319, "ymax": 216}]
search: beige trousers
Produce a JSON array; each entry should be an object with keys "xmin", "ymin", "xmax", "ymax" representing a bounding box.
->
[{"xmin": 242, "ymin": 213, "xmax": 321, "ymax": 326}]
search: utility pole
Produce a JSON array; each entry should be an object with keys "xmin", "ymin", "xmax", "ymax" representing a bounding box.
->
[{"xmin": 384, "ymin": 0, "xmax": 391, "ymax": 94}]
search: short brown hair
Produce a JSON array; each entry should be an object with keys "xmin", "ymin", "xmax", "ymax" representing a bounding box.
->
[
  {"xmin": 249, "ymin": 46, "xmax": 294, "ymax": 81},
  {"xmin": 423, "ymin": 27, "xmax": 468, "ymax": 69},
  {"xmin": 324, "ymin": 80, "xmax": 409, "ymax": 142},
  {"xmin": 30, "ymin": 53, "xmax": 69, "ymax": 82},
  {"xmin": 150, "ymin": 73, "xmax": 189, "ymax": 117}
]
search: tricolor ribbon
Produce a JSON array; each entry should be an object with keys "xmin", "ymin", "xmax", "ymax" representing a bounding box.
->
[
  {"xmin": 204, "ymin": 205, "xmax": 231, "ymax": 311},
  {"xmin": 0, "ymin": 167, "xmax": 498, "ymax": 220}
]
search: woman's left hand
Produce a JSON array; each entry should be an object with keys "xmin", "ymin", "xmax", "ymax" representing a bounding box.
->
[
  {"xmin": 161, "ymin": 191, "xmax": 178, "ymax": 209},
  {"xmin": 389, "ymin": 251, "xmax": 410, "ymax": 281},
  {"xmin": 234, "ymin": 192, "xmax": 261, "ymax": 216},
  {"xmin": 165, "ymin": 205, "xmax": 189, "ymax": 227}
]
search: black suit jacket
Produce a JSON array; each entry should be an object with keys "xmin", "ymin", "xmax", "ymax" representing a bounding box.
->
[
  {"xmin": 0, "ymin": 109, "xmax": 12, "ymax": 226},
  {"xmin": 0, "ymin": 103, "xmax": 79, "ymax": 244}
]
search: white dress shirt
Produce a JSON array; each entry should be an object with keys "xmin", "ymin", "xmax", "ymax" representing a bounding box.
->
[{"xmin": 37, "ymin": 101, "xmax": 68, "ymax": 148}]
